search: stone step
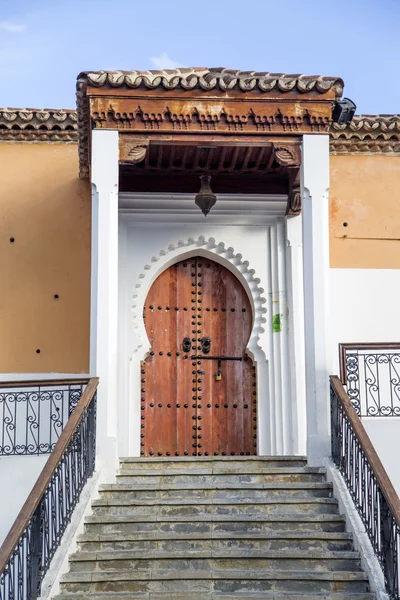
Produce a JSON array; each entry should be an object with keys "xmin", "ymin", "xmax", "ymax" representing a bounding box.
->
[
  {"xmin": 84, "ymin": 514, "xmax": 347, "ymax": 535},
  {"xmin": 67, "ymin": 550, "xmax": 361, "ymax": 574},
  {"xmin": 98, "ymin": 481, "xmax": 333, "ymax": 500},
  {"xmin": 90, "ymin": 498, "xmax": 339, "ymax": 518},
  {"xmin": 77, "ymin": 531, "xmax": 354, "ymax": 553},
  {"xmin": 52, "ymin": 456, "xmax": 374, "ymax": 600},
  {"xmin": 115, "ymin": 468, "xmax": 326, "ymax": 486},
  {"xmin": 54, "ymin": 593, "xmax": 376, "ymax": 600},
  {"xmin": 119, "ymin": 456, "xmax": 308, "ymax": 471},
  {"xmin": 117, "ymin": 466, "xmax": 323, "ymax": 477},
  {"xmin": 59, "ymin": 569, "xmax": 370, "ymax": 595}
]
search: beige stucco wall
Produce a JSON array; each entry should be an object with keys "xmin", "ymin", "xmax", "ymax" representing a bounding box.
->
[
  {"xmin": 0, "ymin": 143, "xmax": 91, "ymax": 373},
  {"xmin": 330, "ymin": 154, "xmax": 400, "ymax": 268}
]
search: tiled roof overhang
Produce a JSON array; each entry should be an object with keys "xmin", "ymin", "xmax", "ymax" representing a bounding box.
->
[
  {"xmin": 76, "ymin": 67, "xmax": 344, "ymax": 178},
  {"xmin": 0, "ymin": 109, "xmax": 77, "ymax": 142},
  {"xmin": 78, "ymin": 68, "xmax": 344, "ymax": 95},
  {"xmin": 330, "ymin": 115, "xmax": 400, "ymax": 154}
]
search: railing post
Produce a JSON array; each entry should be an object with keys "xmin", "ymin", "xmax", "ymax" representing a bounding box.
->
[
  {"xmin": 27, "ymin": 501, "xmax": 43, "ymax": 600},
  {"xmin": 380, "ymin": 491, "xmax": 398, "ymax": 598},
  {"xmin": 87, "ymin": 395, "xmax": 96, "ymax": 477},
  {"xmin": 330, "ymin": 384, "xmax": 340, "ymax": 465}
]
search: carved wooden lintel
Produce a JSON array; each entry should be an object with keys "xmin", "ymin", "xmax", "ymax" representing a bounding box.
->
[{"xmin": 91, "ymin": 97, "xmax": 331, "ymax": 136}]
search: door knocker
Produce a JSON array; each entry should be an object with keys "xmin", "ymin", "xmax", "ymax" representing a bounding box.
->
[
  {"xmin": 182, "ymin": 337, "xmax": 191, "ymax": 353},
  {"xmin": 200, "ymin": 337, "xmax": 211, "ymax": 354}
]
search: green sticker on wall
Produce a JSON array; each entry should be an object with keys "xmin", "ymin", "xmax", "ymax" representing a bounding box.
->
[{"xmin": 273, "ymin": 313, "xmax": 282, "ymax": 333}]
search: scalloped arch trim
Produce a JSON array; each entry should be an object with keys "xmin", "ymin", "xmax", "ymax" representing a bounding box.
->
[{"xmin": 131, "ymin": 235, "xmax": 268, "ymax": 358}]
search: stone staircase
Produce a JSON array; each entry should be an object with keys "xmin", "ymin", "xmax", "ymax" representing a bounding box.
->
[{"xmin": 54, "ymin": 457, "xmax": 375, "ymax": 599}]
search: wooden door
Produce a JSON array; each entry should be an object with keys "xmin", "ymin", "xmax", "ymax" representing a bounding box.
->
[{"xmin": 141, "ymin": 257, "xmax": 257, "ymax": 457}]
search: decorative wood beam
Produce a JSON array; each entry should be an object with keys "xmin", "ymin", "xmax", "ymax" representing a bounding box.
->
[
  {"xmin": 218, "ymin": 146, "xmax": 228, "ymax": 170},
  {"xmin": 253, "ymin": 147, "xmax": 266, "ymax": 171},
  {"xmin": 273, "ymin": 144, "xmax": 301, "ymax": 167},
  {"xmin": 119, "ymin": 137, "xmax": 149, "ymax": 164},
  {"xmin": 179, "ymin": 146, "xmax": 190, "ymax": 170},
  {"xmin": 286, "ymin": 171, "xmax": 302, "ymax": 216},
  {"xmin": 119, "ymin": 133, "xmax": 300, "ymax": 146},
  {"xmin": 229, "ymin": 147, "xmax": 241, "ymax": 172},
  {"xmin": 156, "ymin": 146, "xmax": 163, "ymax": 169},
  {"xmin": 242, "ymin": 146, "xmax": 253, "ymax": 171}
]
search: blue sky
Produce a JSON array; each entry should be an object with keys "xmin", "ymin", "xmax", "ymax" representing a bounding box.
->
[{"xmin": 0, "ymin": 0, "xmax": 399, "ymax": 114}]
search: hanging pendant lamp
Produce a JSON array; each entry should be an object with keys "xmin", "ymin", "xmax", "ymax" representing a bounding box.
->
[{"xmin": 195, "ymin": 174, "xmax": 217, "ymax": 216}]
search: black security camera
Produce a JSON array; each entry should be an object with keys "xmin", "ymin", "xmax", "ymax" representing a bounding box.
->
[{"xmin": 332, "ymin": 98, "xmax": 357, "ymax": 125}]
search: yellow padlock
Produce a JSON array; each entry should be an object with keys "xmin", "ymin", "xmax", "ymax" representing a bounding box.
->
[{"xmin": 215, "ymin": 359, "xmax": 222, "ymax": 381}]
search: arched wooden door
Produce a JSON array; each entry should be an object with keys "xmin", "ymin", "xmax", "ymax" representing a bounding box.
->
[{"xmin": 140, "ymin": 257, "xmax": 257, "ymax": 457}]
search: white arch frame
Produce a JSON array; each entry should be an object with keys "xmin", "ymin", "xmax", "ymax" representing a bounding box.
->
[
  {"xmin": 132, "ymin": 235, "xmax": 268, "ymax": 359},
  {"xmin": 127, "ymin": 235, "xmax": 271, "ymax": 456}
]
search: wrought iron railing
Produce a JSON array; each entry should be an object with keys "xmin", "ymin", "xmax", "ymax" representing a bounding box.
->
[
  {"xmin": 0, "ymin": 377, "xmax": 98, "ymax": 600},
  {"xmin": 0, "ymin": 379, "xmax": 89, "ymax": 455},
  {"xmin": 339, "ymin": 343, "xmax": 400, "ymax": 417},
  {"xmin": 331, "ymin": 375, "xmax": 400, "ymax": 599}
]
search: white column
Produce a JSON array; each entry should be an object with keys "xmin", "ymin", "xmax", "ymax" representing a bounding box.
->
[
  {"xmin": 301, "ymin": 134, "xmax": 331, "ymax": 465},
  {"xmin": 269, "ymin": 219, "xmax": 291, "ymax": 455},
  {"xmin": 90, "ymin": 129, "xmax": 119, "ymax": 479},
  {"xmin": 286, "ymin": 213, "xmax": 307, "ymax": 455}
]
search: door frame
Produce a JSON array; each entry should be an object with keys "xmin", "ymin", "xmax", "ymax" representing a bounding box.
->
[{"xmin": 91, "ymin": 132, "xmax": 330, "ymax": 469}]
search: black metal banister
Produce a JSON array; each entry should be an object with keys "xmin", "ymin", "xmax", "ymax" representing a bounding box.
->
[
  {"xmin": 0, "ymin": 378, "xmax": 90, "ymax": 456},
  {"xmin": 339, "ymin": 343, "xmax": 400, "ymax": 416},
  {"xmin": 330, "ymin": 374, "xmax": 400, "ymax": 599},
  {"xmin": 0, "ymin": 379, "xmax": 90, "ymax": 389},
  {"xmin": 0, "ymin": 377, "xmax": 98, "ymax": 600}
]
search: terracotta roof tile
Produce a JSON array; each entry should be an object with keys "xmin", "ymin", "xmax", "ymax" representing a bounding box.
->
[
  {"xmin": 77, "ymin": 67, "xmax": 344, "ymax": 96},
  {"xmin": 0, "ymin": 108, "xmax": 77, "ymax": 142},
  {"xmin": 330, "ymin": 114, "xmax": 400, "ymax": 154}
]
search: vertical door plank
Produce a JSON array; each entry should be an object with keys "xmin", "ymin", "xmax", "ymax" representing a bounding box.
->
[
  {"xmin": 199, "ymin": 258, "xmax": 256, "ymax": 456},
  {"xmin": 143, "ymin": 259, "xmax": 195, "ymax": 456}
]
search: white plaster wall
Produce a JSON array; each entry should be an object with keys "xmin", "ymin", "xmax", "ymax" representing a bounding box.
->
[
  {"xmin": 329, "ymin": 269, "xmax": 400, "ymax": 374},
  {"xmin": 0, "ymin": 455, "xmax": 47, "ymax": 545},
  {"xmin": 330, "ymin": 268, "xmax": 400, "ymax": 495}
]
